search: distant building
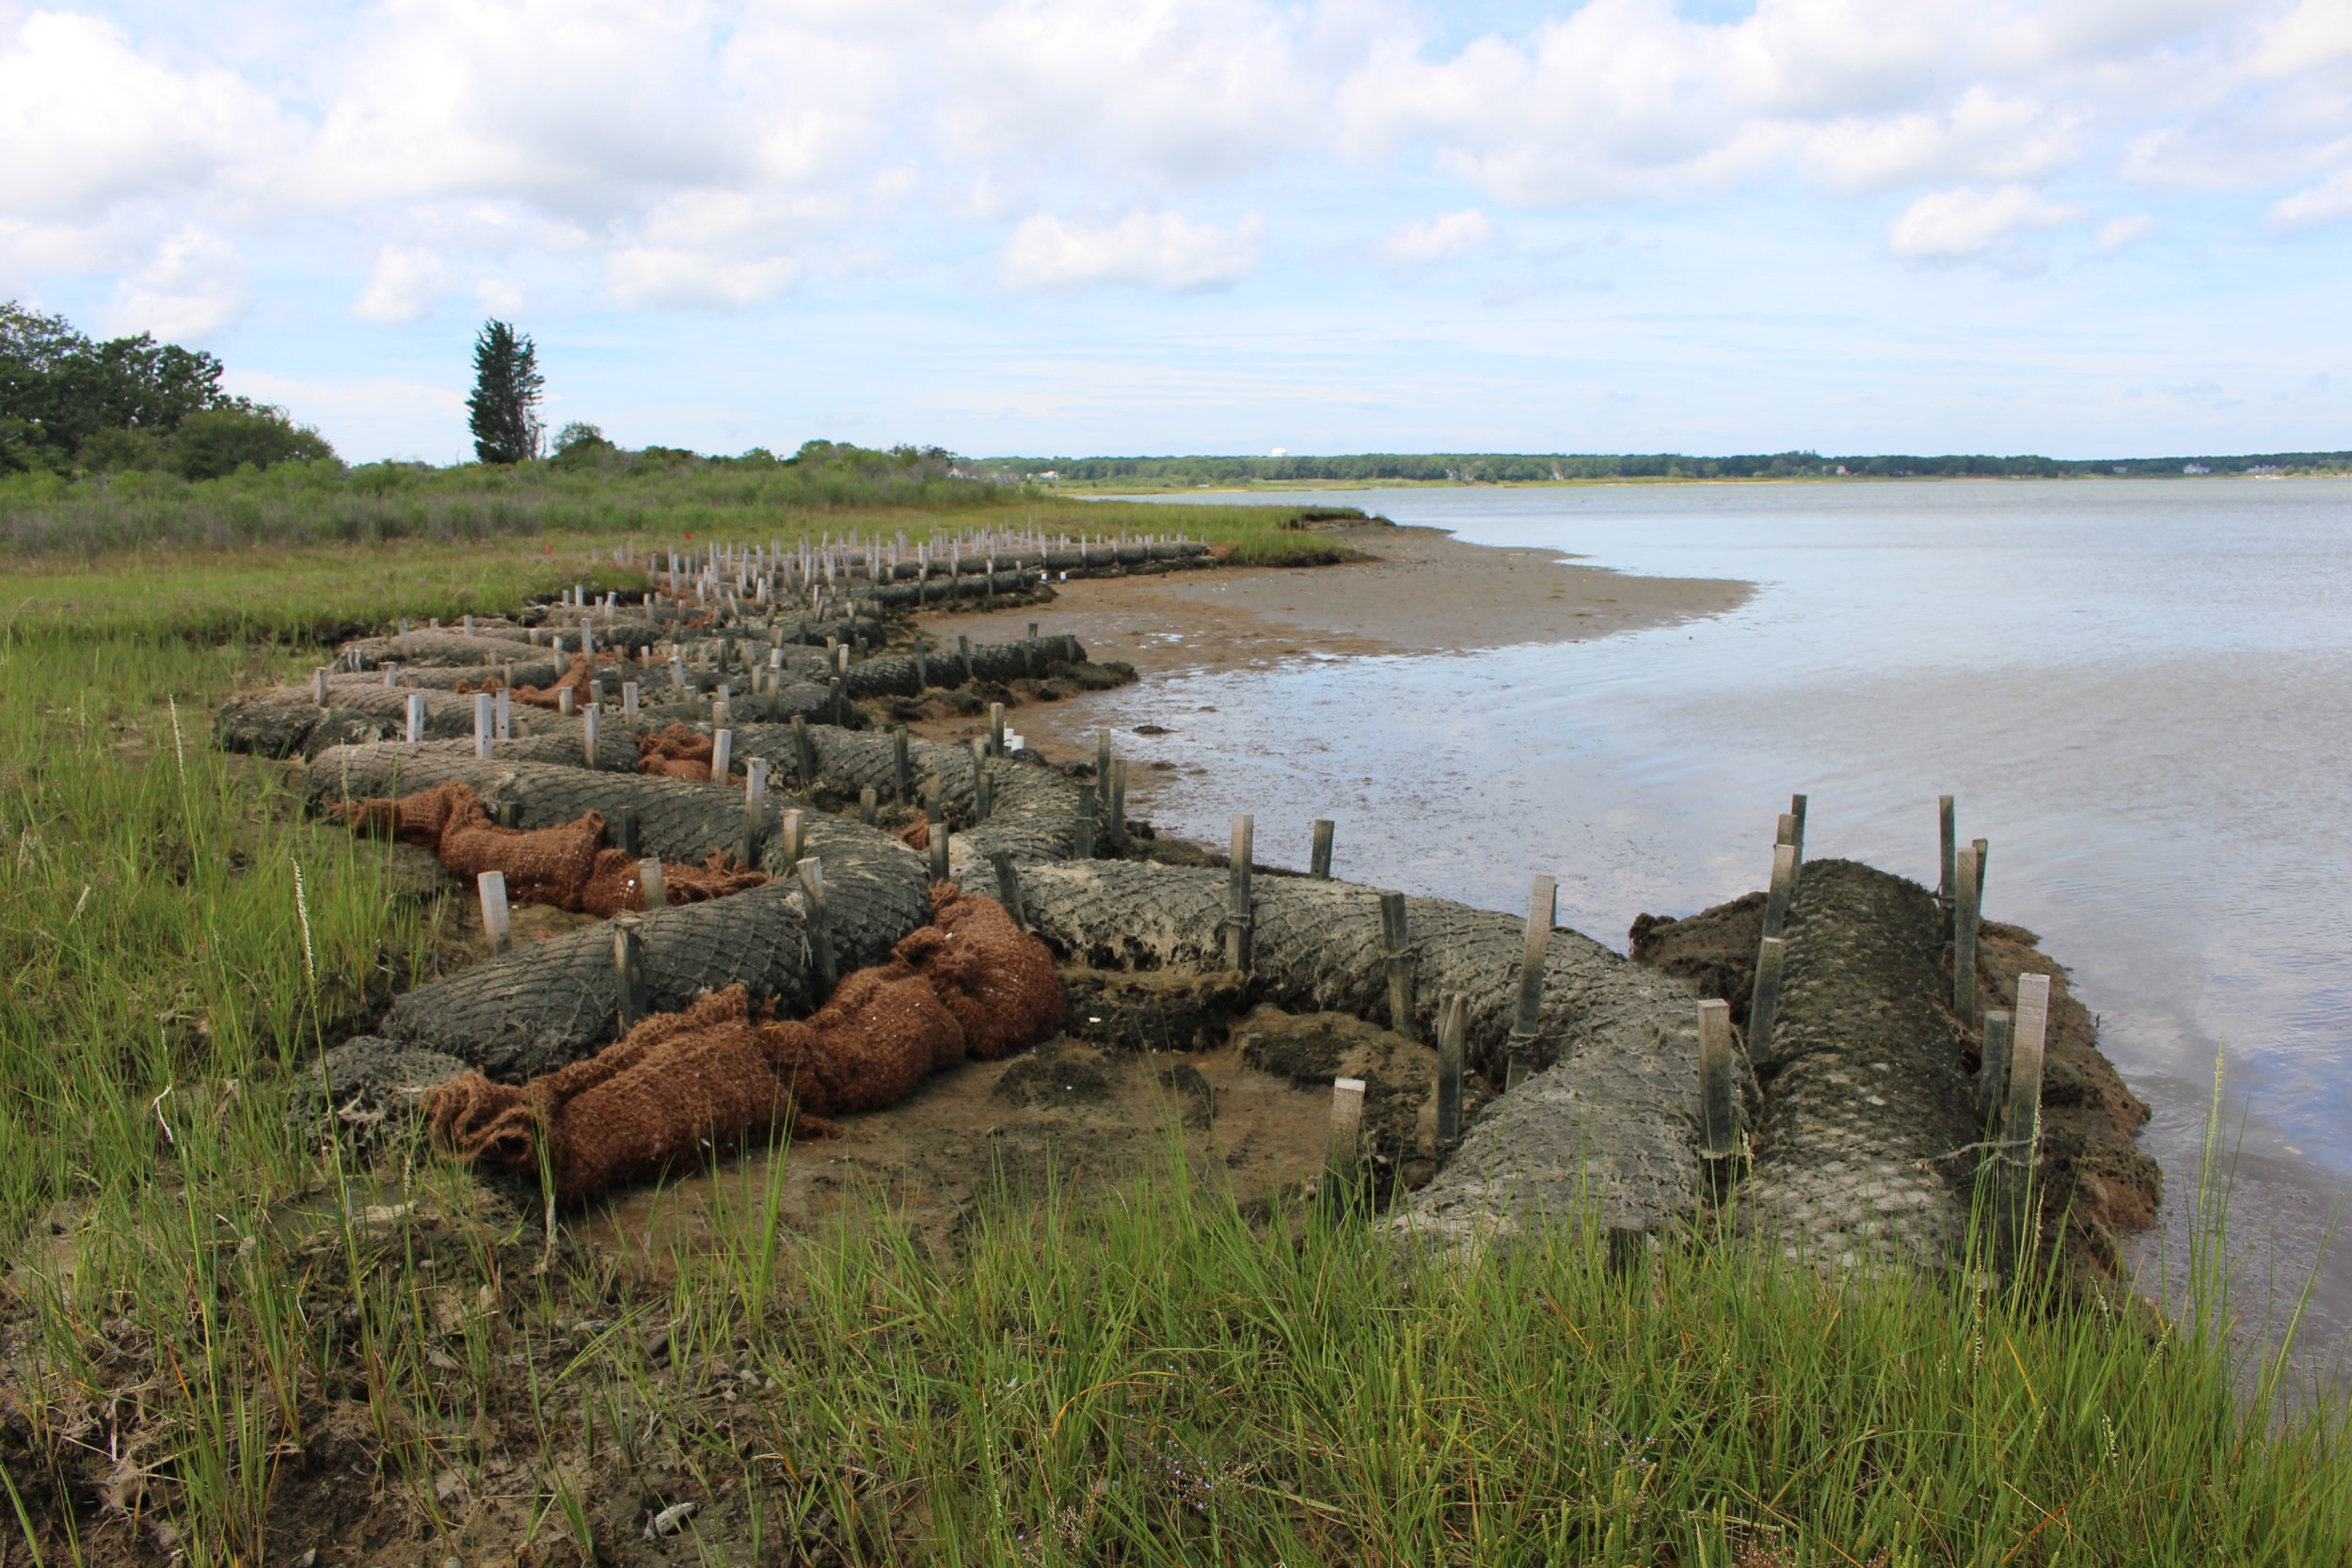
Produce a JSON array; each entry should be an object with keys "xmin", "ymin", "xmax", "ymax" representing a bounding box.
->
[
  {"xmin": 1269, "ymin": 447, "xmax": 1289, "ymax": 458},
  {"xmin": 2183, "ymin": 463, "xmax": 2211, "ymax": 474}
]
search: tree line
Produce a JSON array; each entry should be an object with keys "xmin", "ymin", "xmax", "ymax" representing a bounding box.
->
[
  {"xmin": 973, "ymin": 450, "xmax": 2352, "ymax": 484},
  {"xmin": 0, "ymin": 303, "xmax": 334, "ymax": 479}
]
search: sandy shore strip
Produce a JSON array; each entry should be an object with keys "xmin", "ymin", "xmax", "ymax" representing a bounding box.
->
[{"xmin": 907, "ymin": 520, "xmax": 1752, "ymax": 813}]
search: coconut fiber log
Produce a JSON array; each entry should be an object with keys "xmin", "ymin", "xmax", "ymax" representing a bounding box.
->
[
  {"xmin": 378, "ymin": 822, "xmax": 930, "ymax": 1081},
  {"xmin": 342, "ymin": 628, "xmax": 542, "ymax": 668},
  {"xmin": 333, "ymin": 780, "xmax": 767, "ymax": 915},
  {"xmin": 321, "ymin": 662, "xmax": 564, "ymax": 692},
  {"xmin": 834, "ymin": 635, "xmax": 1085, "ymax": 700},
  {"xmin": 426, "ymin": 890, "xmax": 1062, "ymax": 1203},
  {"xmin": 1013, "ymin": 860, "xmax": 1716, "ymax": 1236},
  {"xmin": 221, "ymin": 689, "xmax": 639, "ymax": 767},
  {"xmin": 1739, "ymin": 859, "xmax": 1981, "ymax": 1273}
]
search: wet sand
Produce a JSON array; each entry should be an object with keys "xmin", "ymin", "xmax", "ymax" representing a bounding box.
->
[{"xmin": 907, "ymin": 521, "xmax": 1751, "ymax": 805}]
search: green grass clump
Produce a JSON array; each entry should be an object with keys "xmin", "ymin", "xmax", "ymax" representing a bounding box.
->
[{"xmin": 3, "ymin": 528, "xmax": 2343, "ymax": 1563}]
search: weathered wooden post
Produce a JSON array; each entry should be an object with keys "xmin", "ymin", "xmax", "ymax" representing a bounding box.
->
[
  {"xmin": 1327, "ymin": 1077, "xmax": 1367, "ymax": 1197},
  {"xmin": 1310, "ymin": 819, "xmax": 1334, "ymax": 879},
  {"xmin": 1379, "ymin": 892, "xmax": 1416, "ymax": 1043},
  {"xmin": 1506, "ymin": 874, "xmax": 1557, "ymax": 1088},
  {"xmin": 1436, "ymin": 991, "xmax": 1468, "ymax": 1144},
  {"xmin": 859, "ymin": 785, "xmax": 879, "ymax": 827},
  {"xmin": 779, "ymin": 809, "xmax": 805, "ymax": 870},
  {"xmin": 1226, "ymin": 814, "xmax": 1254, "ymax": 972},
  {"xmin": 312, "ymin": 667, "xmax": 330, "ymax": 705},
  {"xmin": 474, "ymin": 692, "xmax": 495, "ymax": 760},
  {"xmin": 1789, "ymin": 792, "xmax": 1807, "ymax": 867},
  {"xmin": 612, "ymin": 917, "xmax": 647, "ymax": 1029},
  {"xmin": 958, "ymin": 633, "xmax": 974, "ymax": 684},
  {"xmin": 974, "ymin": 760, "xmax": 994, "ymax": 824},
  {"xmin": 622, "ymin": 680, "xmax": 640, "ymax": 720},
  {"xmin": 891, "ymin": 727, "xmax": 911, "ymax": 800},
  {"xmin": 1952, "ymin": 843, "xmax": 1982, "ymax": 1022},
  {"xmin": 478, "ymin": 871, "xmax": 511, "ymax": 955},
  {"xmin": 790, "ymin": 714, "xmax": 816, "ymax": 787},
  {"xmin": 581, "ymin": 703, "xmax": 599, "ymax": 767},
  {"xmin": 987, "ymin": 850, "xmax": 1027, "ymax": 932},
  {"xmin": 1106, "ymin": 761, "xmax": 1128, "ymax": 852},
  {"xmin": 2004, "ymin": 974, "xmax": 2048, "ymax": 1159},
  {"xmin": 558, "ymin": 686, "xmax": 576, "ymax": 717},
  {"xmin": 710, "ymin": 728, "xmax": 733, "ymax": 784},
  {"xmin": 1978, "ymin": 1007, "xmax": 2012, "ymax": 1133},
  {"xmin": 795, "ymin": 858, "xmax": 836, "ymax": 994},
  {"xmin": 989, "ymin": 702, "xmax": 1007, "ymax": 758},
  {"xmin": 405, "ymin": 692, "xmax": 426, "ymax": 744},
  {"xmin": 1746, "ymin": 935, "xmax": 1788, "ymax": 1061},
  {"xmin": 495, "ymin": 687, "xmax": 511, "ymax": 740},
  {"xmin": 1937, "ymin": 795, "xmax": 1957, "ymax": 913},
  {"xmin": 1697, "ymin": 999, "xmax": 1742, "ymax": 1161},
  {"xmin": 1761, "ymin": 842, "xmax": 1799, "ymax": 942},
  {"xmin": 613, "ymin": 808, "xmax": 641, "ymax": 858},
  {"xmin": 929, "ymin": 825, "xmax": 950, "ymax": 884},
  {"xmin": 1095, "ymin": 729, "xmax": 1112, "ymax": 799},
  {"xmin": 1973, "ymin": 837, "xmax": 1990, "ymax": 902}
]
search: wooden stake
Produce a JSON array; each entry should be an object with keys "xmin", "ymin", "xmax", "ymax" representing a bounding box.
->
[
  {"xmin": 1226, "ymin": 814, "xmax": 1254, "ymax": 972},
  {"xmin": 791, "ymin": 714, "xmax": 816, "ymax": 786},
  {"xmin": 1952, "ymin": 844, "xmax": 1982, "ymax": 1022},
  {"xmin": 1379, "ymin": 892, "xmax": 1416, "ymax": 1043},
  {"xmin": 1938, "ymin": 795, "xmax": 1957, "ymax": 911},
  {"xmin": 1107, "ymin": 760, "xmax": 1127, "ymax": 851},
  {"xmin": 1978, "ymin": 1007, "xmax": 2012, "ymax": 1135},
  {"xmin": 473, "ymin": 693, "xmax": 494, "ymax": 760},
  {"xmin": 929, "ymin": 825, "xmax": 950, "ymax": 884},
  {"xmin": 987, "ymin": 850, "xmax": 1027, "ymax": 931},
  {"xmin": 478, "ymin": 870, "xmax": 510, "ymax": 955},
  {"xmin": 612, "ymin": 918, "xmax": 648, "ymax": 1028},
  {"xmin": 2005, "ymin": 974, "xmax": 2049, "ymax": 1156},
  {"xmin": 312, "ymin": 667, "xmax": 329, "ymax": 705},
  {"xmin": 795, "ymin": 858, "xmax": 836, "ymax": 994},
  {"xmin": 558, "ymin": 686, "xmax": 575, "ymax": 717},
  {"xmin": 891, "ymin": 727, "xmax": 911, "ymax": 800},
  {"xmin": 1973, "ymin": 837, "xmax": 1990, "ymax": 903},
  {"xmin": 779, "ymin": 809, "xmax": 805, "ymax": 869},
  {"xmin": 581, "ymin": 703, "xmax": 598, "ymax": 766},
  {"xmin": 1698, "ymin": 999, "xmax": 1741, "ymax": 1160},
  {"xmin": 1310, "ymin": 819, "xmax": 1334, "ymax": 879},
  {"xmin": 614, "ymin": 808, "xmax": 640, "ymax": 857},
  {"xmin": 1436, "ymin": 991, "xmax": 1467, "ymax": 1144},
  {"xmin": 745, "ymin": 756, "xmax": 770, "ymax": 811},
  {"xmin": 1761, "ymin": 842, "xmax": 1799, "ymax": 941},
  {"xmin": 496, "ymin": 688, "xmax": 511, "ymax": 740},
  {"xmin": 405, "ymin": 692, "xmax": 426, "ymax": 744},
  {"xmin": 711, "ymin": 728, "xmax": 733, "ymax": 784},
  {"xmin": 1327, "ymin": 1077, "xmax": 1367, "ymax": 1195},
  {"xmin": 1746, "ymin": 935, "xmax": 1788, "ymax": 1062},
  {"xmin": 1789, "ymin": 792, "xmax": 1808, "ymax": 865},
  {"xmin": 989, "ymin": 702, "xmax": 1006, "ymax": 758},
  {"xmin": 1506, "ymin": 874, "xmax": 1556, "ymax": 1086},
  {"xmin": 859, "ymin": 786, "xmax": 879, "ymax": 827}
]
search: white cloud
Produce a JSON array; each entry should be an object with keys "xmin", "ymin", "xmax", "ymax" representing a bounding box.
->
[
  {"xmin": 353, "ymin": 245, "xmax": 453, "ymax": 323},
  {"xmin": 475, "ymin": 277, "xmax": 527, "ymax": 315},
  {"xmin": 2096, "ymin": 213, "xmax": 2154, "ymax": 250},
  {"xmin": 2267, "ymin": 167, "xmax": 2352, "ymax": 230},
  {"xmin": 605, "ymin": 247, "xmax": 801, "ymax": 309},
  {"xmin": 104, "ymin": 227, "xmax": 250, "ymax": 341},
  {"xmin": 1887, "ymin": 183, "xmax": 2086, "ymax": 263},
  {"xmin": 1379, "ymin": 208, "xmax": 1493, "ymax": 263},
  {"xmin": 996, "ymin": 210, "xmax": 1265, "ymax": 293}
]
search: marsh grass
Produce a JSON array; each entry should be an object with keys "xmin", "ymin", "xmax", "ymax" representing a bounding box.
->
[{"xmin": 1, "ymin": 531, "xmax": 2346, "ymax": 1563}]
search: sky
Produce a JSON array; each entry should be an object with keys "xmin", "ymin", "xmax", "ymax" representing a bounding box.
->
[{"xmin": 5, "ymin": 0, "xmax": 2351, "ymax": 464}]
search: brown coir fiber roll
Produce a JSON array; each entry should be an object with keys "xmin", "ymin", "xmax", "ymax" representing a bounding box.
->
[
  {"xmin": 429, "ymin": 986, "xmax": 813, "ymax": 1204},
  {"xmin": 895, "ymin": 884, "xmax": 1066, "ymax": 1060},
  {"xmin": 332, "ymin": 779, "xmax": 765, "ymax": 914},
  {"xmin": 638, "ymin": 721, "xmax": 716, "ymax": 782},
  {"xmin": 756, "ymin": 960, "xmax": 966, "ymax": 1117},
  {"xmin": 514, "ymin": 651, "xmax": 599, "ymax": 711}
]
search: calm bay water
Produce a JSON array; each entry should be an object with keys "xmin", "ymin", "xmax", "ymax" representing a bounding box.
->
[{"xmin": 1105, "ymin": 479, "xmax": 2352, "ymax": 1338}]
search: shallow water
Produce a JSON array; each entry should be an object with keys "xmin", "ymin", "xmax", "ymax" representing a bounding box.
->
[{"xmin": 1104, "ymin": 479, "xmax": 2352, "ymax": 1360}]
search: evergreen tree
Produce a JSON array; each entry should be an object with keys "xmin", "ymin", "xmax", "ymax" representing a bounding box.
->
[{"xmin": 467, "ymin": 319, "xmax": 543, "ymax": 465}]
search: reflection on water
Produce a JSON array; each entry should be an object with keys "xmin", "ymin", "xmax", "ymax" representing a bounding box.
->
[{"xmin": 1106, "ymin": 479, "xmax": 2352, "ymax": 1358}]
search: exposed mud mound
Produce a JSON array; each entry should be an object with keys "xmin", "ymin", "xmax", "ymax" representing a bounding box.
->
[
  {"xmin": 1061, "ymin": 966, "xmax": 1248, "ymax": 1053},
  {"xmin": 429, "ymin": 986, "xmax": 802, "ymax": 1205},
  {"xmin": 1740, "ymin": 860, "xmax": 1979, "ymax": 1272},
  {"xmin": 1232, "ymin": 1006, "xmax": 1441, "ymax": 1193},
  {"xmin": 993, "ymin": 1039, "xmax": 1119, "ymax": 1109},
  {"xmin": 1974, "ymin": 924, "xmax": 2162, "ymax": 1285},
  {"xmin": 1629, "ymin": 892, "xmax": 1767, "ymax": 1027}
]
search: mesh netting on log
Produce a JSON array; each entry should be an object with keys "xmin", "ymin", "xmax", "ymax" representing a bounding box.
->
[
  {"xmin": 220, "ymin": 689, "xmax": 637, "ymax": 767},
  {"xmin": 331, "ymin": 780, "xmax": 766, "ymax": 915},
  {"xmin": 426, "ymin": 888, "xmax": 1062, "ymax": 1203}
]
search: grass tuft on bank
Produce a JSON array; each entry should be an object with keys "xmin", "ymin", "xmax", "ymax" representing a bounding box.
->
[{"xmin": 1, "ymin": 532, "xmax": 2344, "ymax": 1563}]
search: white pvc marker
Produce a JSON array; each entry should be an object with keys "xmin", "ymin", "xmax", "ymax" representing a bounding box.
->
[
  {"xmin": 711, "ymin": 728, "xmax": 734, "ymax": 782},
  {"xmin": 494, "ymin": 688, "xmax": 512, "ymax": 739},
  {"xmin": 581, "ymin": 622, "xmax": 596, "ymax": 657},
  {"xmin": 639, "ymin": 857, "xmax": 666, "ymax": 910},
  {"xmin": 464, "ymin": 614, "xmax": 475, "ymax": 635},
  {"xmin": 711, "ymin": 696, "xmax": 731, "ymax": 727},
  {"xmin": 622, "ymin": 681, "xmax": 640, "ymax": 719},
  {"xmin": 745, "ymin": 755, "xmax": 770, "ymax": 810},
  {"xmin": 473, "ymin": 692, "xmax": 495, "ymax": 760},
  {"xmin": 582, "ymin": 703, "xmax": 599, "ymax": 764},
  {"xmin": 478, "ymin": 870, "xmax": 511, "ymax": 954},
  {"xmin": 311, "ymin": 667, "xmax": 329, "ymax": 705},
  {"xmin": 770, "ymin": 647, "xmax": 784, "ymax": 669},
  {"xmin": 405, "ymin": 692, "xmax": 427, "ymax": 744}
]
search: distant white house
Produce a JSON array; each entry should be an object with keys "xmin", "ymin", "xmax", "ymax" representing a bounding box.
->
[
  {"xmin": 2183, "ymin": 463, "xmax": 2211, "ymax": 474},
  {"xmin": 1269, "ymin": 447, "xmax": 1289, "ymax": 458}
]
